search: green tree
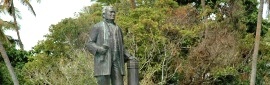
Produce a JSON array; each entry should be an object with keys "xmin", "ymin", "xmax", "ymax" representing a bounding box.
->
[
  {"xmin": 17, "ymin": 0, "xmax": 270, "ymax": 84},
  {"xmin": 21, "ymin": 4, "xmax": 102, "ymax": 84},
  {"xmin": 92, "ymin": 0, "xmax": 136, "ymax": 8},
  {"xmin": 92, "ymin": 0, "xmax": 120, "ymax": 5}
]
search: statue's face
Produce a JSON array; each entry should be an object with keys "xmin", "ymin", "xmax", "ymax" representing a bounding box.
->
[{"xmin": 103, "ymin": 7, "xmax": 116, "ymax": 20}]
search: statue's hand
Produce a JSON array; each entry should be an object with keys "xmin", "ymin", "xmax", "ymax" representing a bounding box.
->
[{"xmin": 97, "ymin": 46, "xmax": 108, "ymax": 54}]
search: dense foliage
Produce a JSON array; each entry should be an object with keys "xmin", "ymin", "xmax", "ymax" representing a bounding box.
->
[{"xmin": 1, "ymin": 0, "xmax": 270, "ymax": 84}]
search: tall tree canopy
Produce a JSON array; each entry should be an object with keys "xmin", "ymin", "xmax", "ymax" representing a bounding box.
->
[{"xmin": 1, "ymin": 0, "xmax": 270, "ymax": 84}]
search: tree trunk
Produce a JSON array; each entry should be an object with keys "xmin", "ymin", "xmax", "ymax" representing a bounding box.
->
[
  {"xmin": 201, "ymin": 0, "xmax": 208, "ymax": 39},
  {"xmin": 11, "ymin": 0, "xmax": 24, "ymax": 50},
  {"xmin": 250, "ymin": 0, "xmax": 264, "ymax": 85},
  {"xmin": 201, "ymin": 0, "xmax": 205, "ymax": 9},
  {"xmin": 130, "ymin": 0, "xmax": 136, "ymax": 9},
  {"xmin": 0, "ymin": 40, "xmax": 19, "ymax": 85}
]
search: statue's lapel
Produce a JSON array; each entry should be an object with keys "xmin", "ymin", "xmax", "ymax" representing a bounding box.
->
[{"xmin": 103, "ymin": 21, "xmax": 110, "ymax": 46}]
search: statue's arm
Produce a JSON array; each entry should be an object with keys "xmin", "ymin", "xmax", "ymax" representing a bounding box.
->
[
  {"xmin": 86, "ymin": 26, "xmax": 101, "ymax": 55},
  {"xmin": 124, "ymin": 49, "xmax": 138, "ymax": 62},
  {"xmin": 124, "ymin": 49, "xmax": 132, "ymax": 62}
]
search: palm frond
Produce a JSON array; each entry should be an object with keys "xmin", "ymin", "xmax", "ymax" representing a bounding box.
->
[
  {"xmin": 7, "ymin": 4, "xmax": 12, "ymax": 15},
  {"xmin": 0, "ymin": 19, "xmax": 16, "ymax": 30},
  {"xmin": 2, "ymin": 21, "xmax": 16, "ymax": 30},
  {"xmin": 0, "ymin": 5, "xmax": 10, "ymax": 15},
  {"xmin": 0, "ymin": 19, "xmax": 18, "ymax": 45},
  {"xmin": 0, "ymin": 5, "xmax": 4, "ymax": 13},
  {"xmin": 0, "ymin": 0, "xmax": 11, "ymax": 13},
  {"xmin": 0, "ymin": 25, "xmax": 10, "ymax": 44},
  {"xmin": 14, "ymin": 7, "xmax": 22, "ymax": 19},
  {"xmin": 36, "ymin": 0, "xmax": 40, "ymax": 3},
  {"xmin": 3, "ymin": 6, "xmax": 22, "ymax": 20},
  {"xmin": 20, "ymin": 0, "xmax": 36, "ymax": 16},
  {"xmin": 6, "ymin": 35, "xmax": 19, "ymax": 45},
  {"xmin": 3, "ymin": 0, "xmax": 10, "ymax": 7},
  {"xmin": 0, "ymin": 28, "xmax": 7, "ymax": 42}
]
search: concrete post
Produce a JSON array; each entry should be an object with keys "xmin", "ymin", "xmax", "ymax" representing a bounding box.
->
[{"xmin": 127, "ymin": 59, "xmax": 139, "ymax": 85}]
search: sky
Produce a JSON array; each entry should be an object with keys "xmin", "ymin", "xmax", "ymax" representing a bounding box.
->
[{"xmin": 2, "ymin": 0, "xmax": 94, "ymax": 50}]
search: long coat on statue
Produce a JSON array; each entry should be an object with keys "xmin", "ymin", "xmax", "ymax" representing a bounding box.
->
[{"xmin": 86, "ymin": 21, "xmax": 130, "ymax": 76}]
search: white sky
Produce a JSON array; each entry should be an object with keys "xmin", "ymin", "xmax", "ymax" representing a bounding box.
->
[{"xmin": 2, "ymin": 0, "xmax": 94, "ymax": 50}]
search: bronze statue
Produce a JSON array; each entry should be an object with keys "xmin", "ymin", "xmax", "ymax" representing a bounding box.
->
[{"xmin": 86, "ymin": 6, "xmax": 135, "ymax": 85}]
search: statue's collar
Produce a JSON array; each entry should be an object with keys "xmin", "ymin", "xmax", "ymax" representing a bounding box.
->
[{"xmin": 104, "ymin": 19, "xmax": 115, "ymax": 25}]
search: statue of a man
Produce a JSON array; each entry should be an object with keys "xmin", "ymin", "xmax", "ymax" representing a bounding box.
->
[{"xmin": 86, "ymin": 6, "xmax": 134, "ymax": 85}]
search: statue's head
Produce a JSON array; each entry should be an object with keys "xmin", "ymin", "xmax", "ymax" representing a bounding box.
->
[{"xmin": 102, "ymin": 6, "xmax": 116, "ymax": 21}]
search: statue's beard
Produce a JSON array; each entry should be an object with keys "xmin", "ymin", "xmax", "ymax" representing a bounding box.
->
[{"xmin": 105, "ymin": 19, "xmax": 115, "ymax": 24}]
